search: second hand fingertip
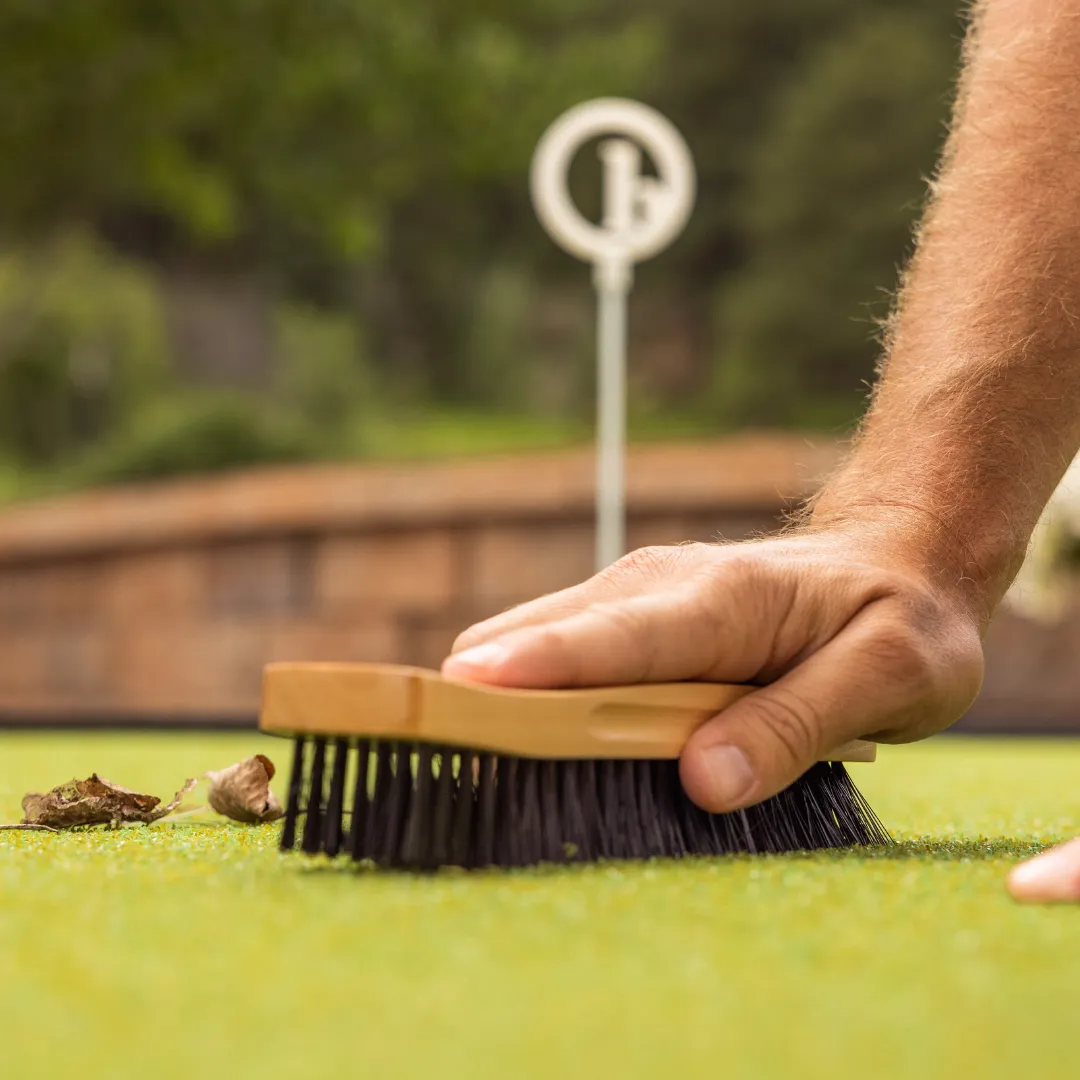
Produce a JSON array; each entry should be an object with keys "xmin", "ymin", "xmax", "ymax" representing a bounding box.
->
[{"xmin": 1006, "ymin": 839, "xmax": 1080, "ymax": 903}]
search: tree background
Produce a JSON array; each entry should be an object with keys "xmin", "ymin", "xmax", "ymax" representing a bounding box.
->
[{"xmin": 0, "ymin": 0, "xmax": 965, "ymax": 495}]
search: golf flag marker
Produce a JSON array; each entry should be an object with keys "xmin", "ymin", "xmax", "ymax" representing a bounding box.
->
[{"xmin": 530, "ymin": 98, "xmax": 695, "ymax": 570}]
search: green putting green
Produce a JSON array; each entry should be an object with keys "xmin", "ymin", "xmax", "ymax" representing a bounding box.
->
[{"xmin": 1, "ymin": 732, "xmax": 1078, "ymax": 1080}]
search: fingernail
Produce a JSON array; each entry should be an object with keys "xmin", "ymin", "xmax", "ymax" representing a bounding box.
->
[
  {"xmin": 444, "ymin": 641, "xmax": 509, "ymax": 675},
  {"xmin": 700, "ymin": 745, "xmax": 756, "ymax": 809},
  {"xmin": 1007, "ymin": 839, "xmax": 1080, "ymax": 902}
]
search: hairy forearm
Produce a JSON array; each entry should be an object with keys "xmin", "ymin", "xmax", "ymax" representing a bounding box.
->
[{"xmin": 811, "ymin": 0, "xmax": 1080, "ymax": 620}]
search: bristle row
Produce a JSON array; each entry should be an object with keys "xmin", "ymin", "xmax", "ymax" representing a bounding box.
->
[{"xmin": 280, "ymin": 737, "xmax": 890, "ymax": 870}]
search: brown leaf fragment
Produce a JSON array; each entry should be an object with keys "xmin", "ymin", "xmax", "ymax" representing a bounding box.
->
[
  {"xmin": 21, "ymin": 774, "xmax": 197, "ymax": 829},
  {"xmin": 206, "ymin": 754, "xmax": 283, "ymax": 824}
]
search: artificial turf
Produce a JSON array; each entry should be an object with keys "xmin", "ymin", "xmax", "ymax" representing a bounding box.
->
[{"xmin": 1, "ymin": 733, "xmax": 1078, "ymax": 1080}]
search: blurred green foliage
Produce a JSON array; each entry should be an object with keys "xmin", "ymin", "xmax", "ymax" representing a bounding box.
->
[
  {"xmin": 72, "ymin": 392, "xmax": 325, "ymax": 486},
  {"xmin": 0, "ymin": 0, "xmax": 653, "ymax": 264},
  {"xmin": 0, "ymin": 0, "xmax": 965, "ymax": 495},
  {"xmin": 0, "ymin": 235, "xmax": 168, "ymax": 466},
  {"xmin": 713, "ymin": 6, "xmax": 958, "ymax": 426}
]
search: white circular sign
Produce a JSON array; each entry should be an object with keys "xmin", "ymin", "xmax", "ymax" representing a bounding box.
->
[{"xmin": 530, "ymin": 97, "xmax": 695, "ymax": 269}]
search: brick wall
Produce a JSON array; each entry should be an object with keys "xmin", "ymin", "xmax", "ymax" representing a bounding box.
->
[
  {"xmin": 0, "ymin": 434, "xmax": 1077, "ymax": 730},
  {"xmin": 0, "ymin": 437, "xmax": 827, "ymax": 722}
]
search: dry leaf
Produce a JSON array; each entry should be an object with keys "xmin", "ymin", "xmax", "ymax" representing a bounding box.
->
[
  {"xmin": 206, "ymin": 754, "xmax": 283, "ymax": 824},
  {"xmin": 21, "ymin": 774, "xmax": 197, "ymax": 829}
]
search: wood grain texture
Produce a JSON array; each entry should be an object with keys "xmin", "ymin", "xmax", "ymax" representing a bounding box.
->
[{"xmin": 260, "ymin": 662, "xmax": 876, "ymax": 762}]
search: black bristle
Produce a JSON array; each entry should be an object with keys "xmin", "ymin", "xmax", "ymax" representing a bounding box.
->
[
  {"xmin": 598, "ymin": 759, "xmax": 624, "ymax": 859},
  {"xmin": 495, "ymin": 757, "xmax": 519, "ymax": 867},
  {"xmin": 579, "ymin": 761, "xmax": 603, "ymax": 859},
  {"xmin": 348, "ymin": 740, "xmax": 371, "ymax": 862},
  {"xmin": 450, "ymin": 748, "xmax": 475, "ymax": 868},
  {"xmin": 517, "ymin": 760, "xmax": 541, "ymax": 867},
  {"xmin": 322, "ymin": 739, "xmax": 349, "ymax": 857},
  {"xmin": 364, "ymin": 741, "xmax": 393, "ymax": 860},
  {"xmin": 558, "ymin": 761, "xmax": 590, "ymax": 862},
  {"xmin": 736, "ymin": 808, "xmax": 757, "ymax": 855},
  {"xmin": 539, "ymin": 761, "xmax": 563, "ymax": 863},
  {"xmin": 654, "ymin": 761, "xmax": 688, "ymax": 857},
  {"xmin": 300, "ymin": 737, "xmax": 327, "ymax": 854},
  {"xmin": 379, "ymin": 742, "xmax": 411, "ymax": 865},
  {"xmin": 617, "ymin": 760, "xmax": 646, "ymax": 857},
  {"xmin": 634, "ymin": 761, "xmax": 665, "ymax": 859},
  {"xmin": 280, "ymin": 736, "xmax": 306, "ymax": 851},
  {"xmin": 430, "ymin": 748, "xmax": 457, "ymax": 869},
  {"xmin": 278, "ymin": 736, "xmax": 891, "ymax": 871},
  {"xmin": 475, "ymin": 753, "xmax": 496, "ymax": 867},
  {"xmin": 401, "ymin": 744, "xmax": 435, "ymax": 868}
]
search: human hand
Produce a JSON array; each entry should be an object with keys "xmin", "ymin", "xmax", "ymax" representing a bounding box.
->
[
  {"xmin": 441, "ymin": 527, "xmax": 985, "ymax": 813},
  {"xmin": 1008, "ymin": 839, "xmax": 1080, "ymax": 903}
]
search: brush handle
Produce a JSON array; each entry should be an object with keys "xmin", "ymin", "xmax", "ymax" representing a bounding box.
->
[{"xmin": 260, "ymin": 662, "xmax": 876, "ymax": 763}]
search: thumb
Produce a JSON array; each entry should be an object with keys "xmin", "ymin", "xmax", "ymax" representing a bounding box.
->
[{"xmin": 679, "ymin": 637, "xmax": 873, "ymax": 812}]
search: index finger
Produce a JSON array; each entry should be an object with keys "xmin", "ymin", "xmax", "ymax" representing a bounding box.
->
[
  {"xmin": 449, "ymin": 545, "xmax": 697, "ymax": 655},
  {"xmin": 441, "ymin": 583, "xmax": 770, "ymax": 688}
]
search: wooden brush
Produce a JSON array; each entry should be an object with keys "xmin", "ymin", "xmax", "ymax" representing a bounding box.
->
[{"xmin": 259, "ymin": 662, "xmax": 890, "ymax": 870}]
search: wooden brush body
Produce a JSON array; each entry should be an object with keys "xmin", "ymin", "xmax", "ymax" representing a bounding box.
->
[{"xmin": 260, "ymin": 661, "xmax": 875, "ymax": 762}]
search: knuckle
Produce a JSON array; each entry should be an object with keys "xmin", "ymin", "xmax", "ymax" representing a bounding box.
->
[
  {"xmin": 753, "ymin": 686, "xmax": 821, "ymax": 764},
  {"xmin": 875, "ymin": 578, "xmax": 984, "ymax": 693},
  {"xmin": 691, "ymin": 543, "xmax": 753, "ymax": 582},
  {"xmin": 861, "ymin": 610, "xmax": 943, "ymax": 700},
  {"xmin": 451, "ymin": 607, "xmax": 522, "ymax": 653},
  {"xmin": 687, "ymin": 546, "xmax": 789, "ymax": 649},
  {"xmin": 591, "ymin": 601, "xmax": 663, "ymax": 678},
  {"xmin": 855, "ymin": 580, "xmax": 985, "ymax": 739},
  {"xmin": 862, "ymin": 568, "xmax": 953, "ymax": 634},
  {"xmin": 529, "ymin": 623, "xmax": 566, "ymax": 654},
  {"xmin": 887, "ymin": 577, "xmax": 946, "ymax": 628},
  {"xmin": 685, "ymin": 550, "xmax": 754, "ymax": 609},
  {"xmin": 452, "ymin": 626, "xmax": 486, "ymax": 653},
  {"xmin": 526, "ymin": 623, "xmax": 585, "ymax": 683},
  {"xmin": 602, "ymin": 545, "xmax": 677, "ymax": 583},
  {"xmin": 949, "ymin": 631, "xmax": 986, "ymax": 700}
]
